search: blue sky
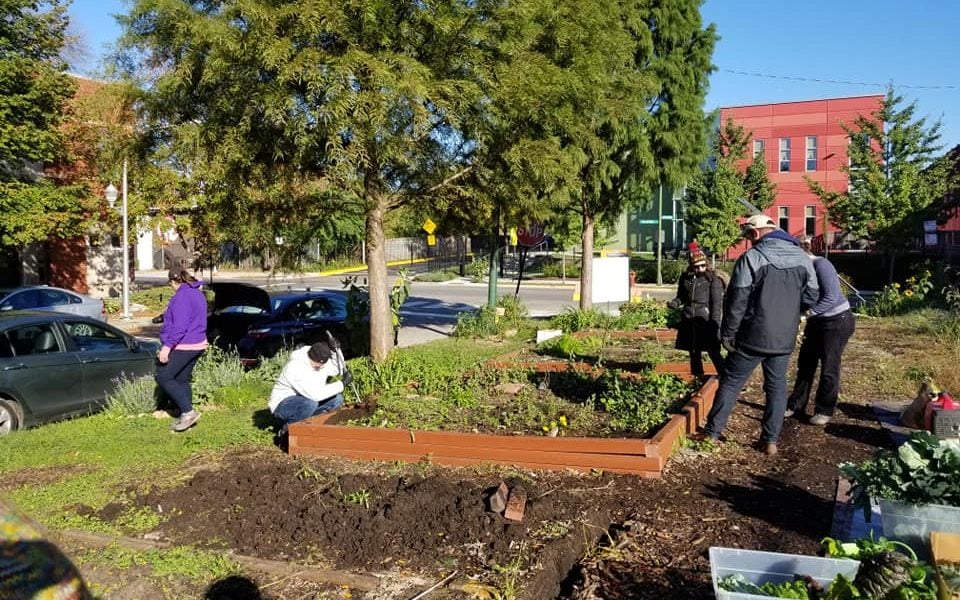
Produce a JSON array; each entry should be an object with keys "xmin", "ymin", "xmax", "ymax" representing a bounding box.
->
[{"xmin": 67, "ymin": 0, "xmax": 960, "ymax": 149}]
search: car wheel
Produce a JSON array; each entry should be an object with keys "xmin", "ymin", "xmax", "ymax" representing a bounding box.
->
[
  {"xmin": 0, "ymin": 399, "xmax": 20, "ymax": 435},
  {"xmin": 72, "ymin": 323, "xmax": 94, "ymax": 337}
]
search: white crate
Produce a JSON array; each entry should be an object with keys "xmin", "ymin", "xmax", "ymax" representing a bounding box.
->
[
  {"xmin": 710, "ymin": 547, "xmax": 859, "ymax": 600},
  {"xmin": 880, "ymin": 498, "xmax": 960, "ymax": 561}
]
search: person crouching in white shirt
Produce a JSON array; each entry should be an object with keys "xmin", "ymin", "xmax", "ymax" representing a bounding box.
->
[{"xmin": 269, "ymin": 341, "xmax": 352, "ymax": 437}]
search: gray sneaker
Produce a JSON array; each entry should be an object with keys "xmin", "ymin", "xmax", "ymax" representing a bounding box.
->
[
  {"xmin": 809, "ymin": 413, "xmax": 831, "ymax": 426},
  {"xmin": 171, "ymin": 410, "xmax": 201, "ymax": 432},
  {"xmin": 783, "ymin": 408, "xmax": 795, "ymax": 418}
]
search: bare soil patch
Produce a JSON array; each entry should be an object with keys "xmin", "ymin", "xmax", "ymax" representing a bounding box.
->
[{"xmin": 78, "ymin": 320, "xmax": 897, "ymax": 598}]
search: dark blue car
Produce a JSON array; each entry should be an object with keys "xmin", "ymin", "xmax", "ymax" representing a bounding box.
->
[{"xmin": 206, "ymin": 283, "xmax": 350, "ymax": 367}]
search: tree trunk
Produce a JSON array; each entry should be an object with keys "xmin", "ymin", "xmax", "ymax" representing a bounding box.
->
[
  {"xmin": 366, "ymin": 197, "xmax": 392, "ymax": 363},
  {"xmin": 579, "ymin": 209, "xmax": 594, "ymax": 310}
]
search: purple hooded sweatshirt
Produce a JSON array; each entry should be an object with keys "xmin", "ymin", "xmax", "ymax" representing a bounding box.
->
[{"xmin": 160, "ymin": 281, "xmax": 208, "ymax": 350}]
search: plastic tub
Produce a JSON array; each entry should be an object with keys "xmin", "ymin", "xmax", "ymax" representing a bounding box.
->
[
  {"xmin": 709, "ymin": 547, "xmax": 860, "ymax": 600},
  {"xmin": 879, "ymin": 498, "xmax": 960, "ymax": 560}
]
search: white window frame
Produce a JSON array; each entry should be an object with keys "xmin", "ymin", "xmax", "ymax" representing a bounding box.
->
[
  {"xmin": 753, "ymin": 139, "xmax": 765, "ymax": 157},
  {"xmin": 779, "ymin": 138, "xmax": 791, "ymax": 172},
  {"xmin": 805, "ymin": 136, "xmax": 818, "ymax": 171},
  {"xmin": 805, "ymin": 206, "xmax": 816, "ymax": 236}
]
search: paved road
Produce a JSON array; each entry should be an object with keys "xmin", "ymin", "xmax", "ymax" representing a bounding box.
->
[{"xmin": 132, "ymin": 270, "xmax": 676, "ymax": 347}]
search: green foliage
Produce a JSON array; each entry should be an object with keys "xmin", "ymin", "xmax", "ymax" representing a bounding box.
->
[
  {"xmin": 77, "ymin": 545, "xmax": 239, "ymax": 583},
  {"xmin": 454, "ymin": 296, "xmax": 530, "ymax": 339},
  {"xmin": 416, "ymin": 269, "xmax": 460, "ymax": 282},
  {"xmin": 467, "ymin": 257, "xmax": 489, "ymax": 281},
  {"xmin": 841, "ymin": 432, "xmax": 960, "ymax": 519},
  {"xmin": 631, "ymin": 259, "xmax": 687, "ymax": 284},
  {"xmin": 594, "ymin": 372, "xmax": 691, "ymax": 434},
  {"xmin": 615, "ymin": 299, "xmax": 670, "ymax": 329},
  {"xmin": 685, "ymin": 118, "xmax": 770, "ymax": 257},
  {"xmin": 0, "ymin": 0, "xmax": 73, "ymax": 176},
  {"xmin": 104, "ymin": 375, "xmax": 160, "ymax": 417},
  {"xmin": 808, "ymin": 88, "xmax": 947, "ymax": 266},
  {"xmin": 540, "ymin": 258, "xmax": 581, "ymax": 279},
  {"xmin": 864, "ymin": 266, "xmax": 935, "ymax": 316},
  {"xmin": 549, "ymin": 308, "xmax": 614, "ymax": 333},
  {"xmin": 191, "ymin": 346, "xmax": 250, "ymax": 405},
  {"xmin": 341, "ymin": 271, "xmax": 413, "ymax": 355},
  {"xmin": 538, "ymin": 334, "xmax": 603, "ymax": 360}
]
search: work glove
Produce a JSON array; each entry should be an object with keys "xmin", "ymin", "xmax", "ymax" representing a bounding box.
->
[
  {"xmin": 341, "ymin": 369, "xmax": 354, "ymax": 388},
  {"xmin": 151, "ymin": 314, "xmax": 164, "ymax": 324},
  {"xmin": 667, "ymin": 298, "xmax": 681, "ymax": 310},
  {"xmin": 721, "ymin": 337, "xmax": 737, "ymax": 354}
]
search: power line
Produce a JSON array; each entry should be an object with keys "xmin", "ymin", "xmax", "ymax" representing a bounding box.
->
[{"xmin": 720, "ymin": 68, "xmax": 958, "ymax": 90}]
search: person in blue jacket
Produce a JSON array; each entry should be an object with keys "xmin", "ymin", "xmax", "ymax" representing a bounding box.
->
[
  {"xmin": 156, "ymin": 268, "xmax": 208, "ymax": 432},
  {"xmin": 784, "ymin": 237, "xmax": 855, "ymax": 426},
  {"xmin": 695, "ymin": 215, "xmax": 819, "ymax": 456}
]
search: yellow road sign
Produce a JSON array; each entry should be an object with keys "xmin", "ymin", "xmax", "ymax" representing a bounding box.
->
[
  {"xmin": 426, "ymin": 234, "xmax": 436, "ymax": 246},
  {"xmin": 422, "ymin": 218, "xmax": 436, "ymax": 234}
]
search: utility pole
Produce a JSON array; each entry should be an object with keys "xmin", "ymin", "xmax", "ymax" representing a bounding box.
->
[{"xmin": 656, "ymin": 183, "xmax": 663, "ymax": 286}]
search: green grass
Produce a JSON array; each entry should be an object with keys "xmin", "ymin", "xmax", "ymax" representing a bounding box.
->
[{"xmin": 75, "ymin": 544, "xmax": 241, "ymax": 583}]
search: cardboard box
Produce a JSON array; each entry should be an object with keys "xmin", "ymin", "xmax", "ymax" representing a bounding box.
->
[{"xmin": 931, "ymin": 531, "xmax": 960, "ymax": 600}]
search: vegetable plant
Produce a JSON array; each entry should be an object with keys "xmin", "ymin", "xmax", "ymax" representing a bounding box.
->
[{"xmin": 840, "ymin": 432, "xmax": 960, "ymax": 519}]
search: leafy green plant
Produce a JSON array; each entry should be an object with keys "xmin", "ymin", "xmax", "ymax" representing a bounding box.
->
[
  {"xmin": 840, "ymin": 432, "xmax": 960, "ymax": 519},
  {"xmin": 454, "ymin": 296, "xmax": 530, "ymax": 339},
  {"xmin": 538, "ymin": 333, "xmax": 602, "ymax": 360},
  {"xmin": 467, "ymin": 256, "xmax": 489, "ymax": 280},
  {"xmin": 549, "ymin": 307, "xmax": 613, "ymax": 333},
  {"xmin": 191, "ymin": 345, "xmax": 250, "ymax": 405},
  {"xmin": 341, "ymin": 270, "xmax": 413, "ymax": 354},
  {"xmin": 613, "ymin": 298, "xmax": 669, "ymax": 329},
  {"xmin": 594, "ymin": 372, "xmax": 691, "ymax": 433},
  {"xmin": 104, "ymin": 375, "xmax": 161, "ymax": 417},
  {"xmin": 344, "ymin": 489, "xmax": 372, "ymax": 509}
]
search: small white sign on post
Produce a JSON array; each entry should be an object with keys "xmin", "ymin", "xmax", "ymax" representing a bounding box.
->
[
  {"xmin": 924, "ymin": 220, "xmax": 937, "ymax": 233},
  {"xmin": 591, "ymin": 256, "xmax": 630, "ymax": 304},
  {"xmin": 925, "ymin": 233, "xmax": 939, "ymax": 246}
]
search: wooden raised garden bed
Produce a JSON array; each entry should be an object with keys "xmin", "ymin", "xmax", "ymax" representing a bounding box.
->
[{"xmin": 288, "ymin": 369, "xmax": 718, "ymax": 478}]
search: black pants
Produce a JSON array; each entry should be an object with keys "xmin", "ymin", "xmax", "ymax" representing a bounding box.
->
[
  {"xmin": 156, "ymin": 349, "xmax": 204, "ymax": 414},
  {"xmin": 787, "ymin": 310, "xmax": 855, "ymax": 416}
]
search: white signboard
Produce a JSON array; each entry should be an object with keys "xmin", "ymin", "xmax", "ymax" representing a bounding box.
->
[
  {"xmin": 924, "ymin": 220, "xmax": 937, "ymax": 233},
  {"xmin": 925, "ymin": 233, "xmax": 939, "ymax": 246},
  {"xmin": 591, "ymin": 256, "xmax": 630, "ymax": 304}
]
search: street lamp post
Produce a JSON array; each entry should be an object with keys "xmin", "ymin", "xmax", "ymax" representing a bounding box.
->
[{"xmin": 104, "ymin": 159, "xmax": 130, "ymax": 319}]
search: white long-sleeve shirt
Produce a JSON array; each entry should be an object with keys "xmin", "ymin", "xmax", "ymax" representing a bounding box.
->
[{"xmin": 269, "ymin": 346, "xmax": 344, "ymax": 412}]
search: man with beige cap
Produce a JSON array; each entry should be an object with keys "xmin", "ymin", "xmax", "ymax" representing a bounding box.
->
[{"xmin": 694, "ymin": 214, "xmax": 818, "ymax": 455}]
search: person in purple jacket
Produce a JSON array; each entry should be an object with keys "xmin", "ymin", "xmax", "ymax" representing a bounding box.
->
[{"xmin": 157, "ymin": 268, "xmax": 208, "ymax": 432}]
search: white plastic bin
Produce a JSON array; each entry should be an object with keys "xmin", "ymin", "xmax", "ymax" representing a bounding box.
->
[
  {"xmin": 709, "ymin": 547, "xmax": 859, "ymax": 600},
  {"xmin": 879, "ymin": 498, "xmax": 960, "ymax": 560}
]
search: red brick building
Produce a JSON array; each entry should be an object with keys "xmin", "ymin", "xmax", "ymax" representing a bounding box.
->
[{"xmin": 720, "ymin": 94, "xmax": 884, "ymax": 258}]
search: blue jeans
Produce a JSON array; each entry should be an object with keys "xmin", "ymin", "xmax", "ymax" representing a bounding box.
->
[
  {"xmin": 273, "ymin": 393, "xmax": 344, "ymax": 434},
  {"xmin": 703, "ymin": 349, "xmax": 791, "ymax": 443},
  {"xmin": 155, "ymin": 349, "xmax": 204, "ymax": 414}
]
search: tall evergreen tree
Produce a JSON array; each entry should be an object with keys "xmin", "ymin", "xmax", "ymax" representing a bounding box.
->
[
  {"xmin": 685, "ymin": 117, "xmax": 775, "ymax": 257},
  {"xmin": 807, "ymin": 88, "xmax": 945, "ymax": 280}
]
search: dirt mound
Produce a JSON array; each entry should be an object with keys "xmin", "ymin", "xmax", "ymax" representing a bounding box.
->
[{"xmin": 117, "ymin": 450, "xmax": 627, "ymax": 578}]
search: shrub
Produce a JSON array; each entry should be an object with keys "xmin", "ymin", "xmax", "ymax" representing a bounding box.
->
[
  {"xmin": 594, "ymin": 372, "xmax": 691, "ymax": 433},
  {"xmin": 416, "ymin": 269, "xmax": 460, "ymax": 282},
  {"xmin": 614, "ymin": 298, "xmax": 669, "ymax": 329},
  {"xmin": 538, "ymin": 333, "xmax": 602, "ymax": 360},
  {"xmin": 630, "ymin": 259, "xmax": 686, "ymax": 284},
  {"xmin": 467, "ymin": 257, "xmax": 489, "ymax": 280},
  {"xmin": 540, "ymin": 258, "xmax": 581, "ymax": 279},
  {"xmin": 549, "ymin": 308, "xmax": 613, "ymax": 333},
  {"xmin": 192, "ymin": 345, "xmax": 249, "ymax": 405},
  {"xmin": 454, "ymin": 296, "xmax": 530, "ymax": 339},
  {"xmin": 104, "ymin": 375, "xmax": 161, "ymax": 417}
]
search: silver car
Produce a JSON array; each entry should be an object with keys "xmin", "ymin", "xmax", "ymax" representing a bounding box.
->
[{"xmin": 0, "ymin": 286, "xmax": 106, "ymax": 321}]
